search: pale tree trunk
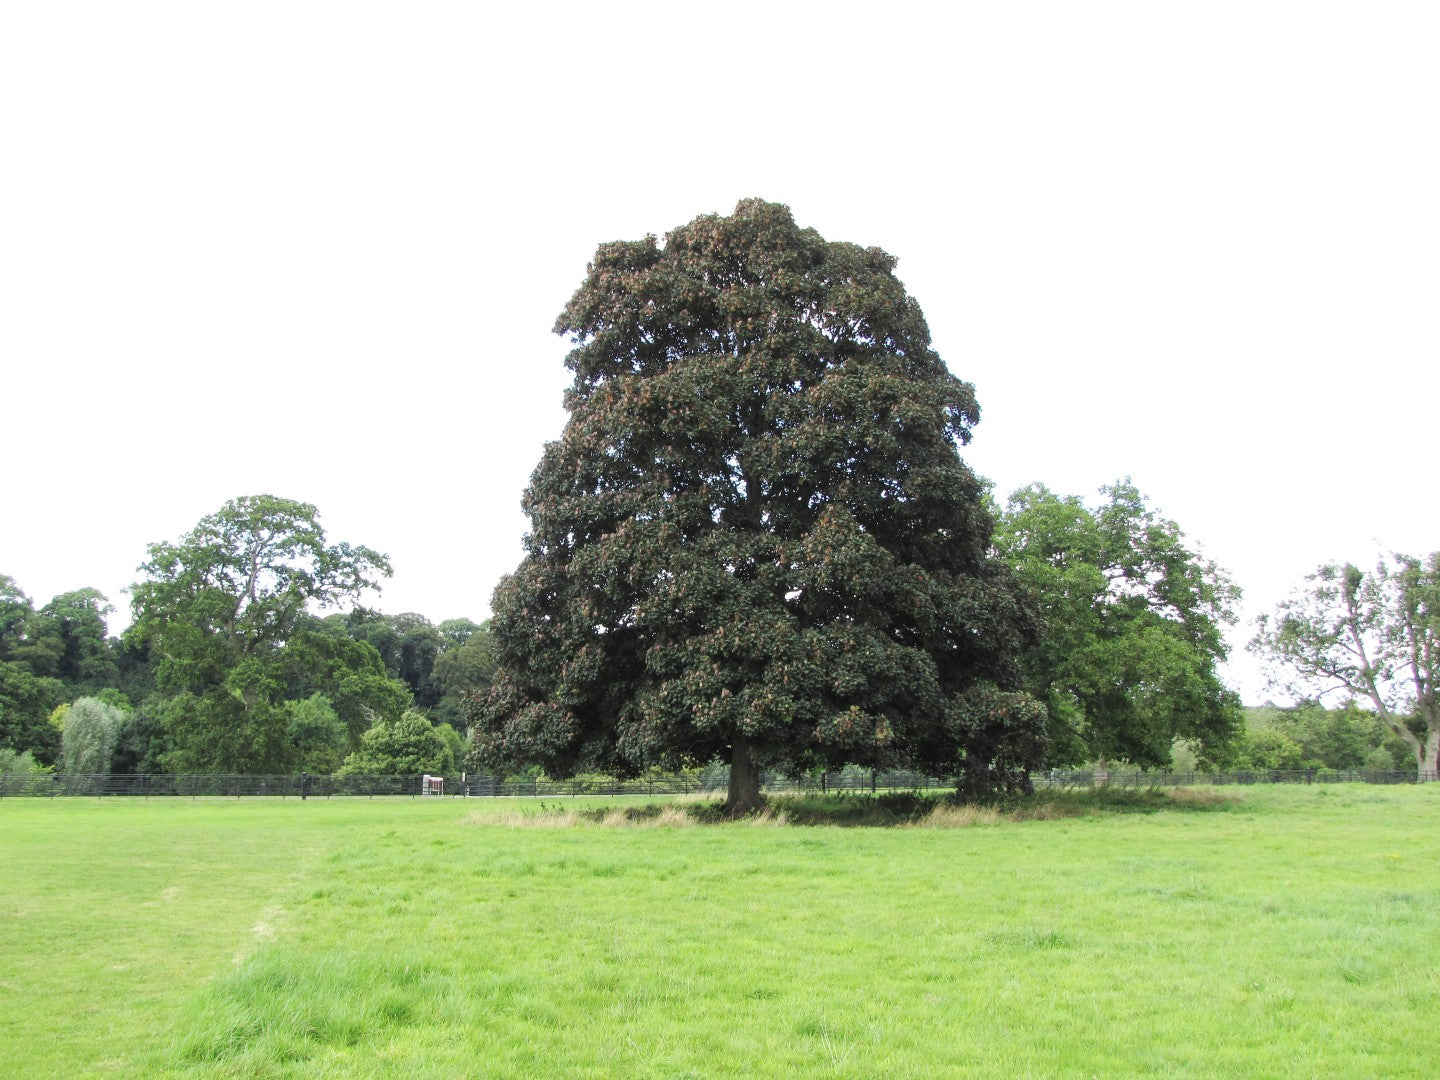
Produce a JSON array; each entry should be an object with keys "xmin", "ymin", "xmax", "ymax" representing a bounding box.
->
[
  {"xmin": 1093, "ymin": 755, "xmax": 1109, "ymax": 787},
  {"xmin": 1371, "ymin": 698, "xmax": 1431, "ymax": 782},
  {"xmin": 726, "ymin": 734, "xmax": 764, "ymax": 816},
  {"xmin": 1421, "ymin": 724, "xmax": 1439, "ymax": 783}
]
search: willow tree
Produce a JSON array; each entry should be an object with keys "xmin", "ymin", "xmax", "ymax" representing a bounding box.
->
[{"xmin": 469, "ymin": 200, "xmax": 1043, "ymax": 811}]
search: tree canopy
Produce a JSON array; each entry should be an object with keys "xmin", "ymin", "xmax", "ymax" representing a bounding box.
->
[
  {"xmin": 129, "ymin": 495, "xmax": 392, "ymax": 694},
  {"xmin": 127, "ymin": 495, "xmax": 406, "ymax": 772},
  {"xmin": 469, "ymin": 199, "xmax": 1043, "ymax": 810},
  {"xmin": 993, "ymin": 481, "xmax": 1242, "ymax": 770}
]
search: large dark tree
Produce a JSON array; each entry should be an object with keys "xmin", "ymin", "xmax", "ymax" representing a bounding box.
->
[{"xmin": 469, "ymin": 200, "xmax": 1043, "ymax": 811}]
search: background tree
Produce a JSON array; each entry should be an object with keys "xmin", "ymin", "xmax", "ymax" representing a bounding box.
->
[
  {"xmin": 437, "ymin": 618, "xmax": 485, "ymax": 648},
  {"xmin": 432, "ymin": 620, "xmax": 496, "ymax": 727},
  {"xmin": 286, "ymin": 693, "xmax": 350, "ymax": 773},
  {"xmin": 1253, "ymin": 554, "xmax": 1440, "ymax": 780},
  {"xmin": 59, "ymin": 697, "xmax": 124, "ymax": 775},
  {"xmin": 333, "ymin": 611, "xmax": 447, "ymax": 707},
  {"xmin": 994, "ymin": 481, "xmax": 1242, "ymax": 772},
  {"xmin": 127, "ymin": 495, "xmax": 398, "ymax": 772},
  {"xmin": 278, "ymin": 623, "xmax": 409, "ymax": 742},
  {"xmin": 470, "ymin": 199, "xmax": 1041, "ymax": 812},
  {"xmin": 130, "ymin": 495, "xmax": 392, "ymax": 691},
  {"xmin": 0, "ymin": 576, "xmax": 32, "ymax": 659},
  {"xmin": 0, "ymin": 747, "xmax": 50, "ymax": 776},
  {"xmin": 1232, "ymin": 701, "xmax": 1399, "ymax": 773},
  {"xmin": 339, "ymin": 710, "xmax": 451, "ymax": 776},
  {"xmin": 37, "ymin": 589, "xmax": 119, "ymax": 690},
  {"xmin": 0, "ymin": 661, "xmax": 63, "ymax": 764}
]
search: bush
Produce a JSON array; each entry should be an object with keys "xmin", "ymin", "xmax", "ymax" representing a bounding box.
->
[
  {"xmin": 0, "ymin": 747, "xmax": 51, "ymax": 776},
  {"xmin": 339, "ymin": 711, "xmax": 449, "ymax": 775}
]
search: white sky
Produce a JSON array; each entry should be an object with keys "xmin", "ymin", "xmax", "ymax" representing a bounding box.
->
[{"xmin": 3, "ymin": 2, "xmax": 1435, "ymax": 704}]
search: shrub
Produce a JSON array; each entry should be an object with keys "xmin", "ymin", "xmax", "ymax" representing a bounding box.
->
[
  {"xmin": 339, "ymin": 710, "xmax": 449, "ymax": 775},
  {"xmin": 0, "ymin": 747, "xmax": 51, "ymax": 775}
]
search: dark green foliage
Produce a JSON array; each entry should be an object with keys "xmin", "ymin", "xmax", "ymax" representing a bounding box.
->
[
  {"xmin": 334, "ymin": 611, "xmax": 447, "ymax": 707},
  {"xmin": 0, "ymin": 661, "xmax": 63, "ymax": 763},
  {"xmin": 432, "ymin": 623, "xmax": 496, "ymax": 697},
  {"xmin": 470, "ymin": 199, "xmax": 1043, "ymax": 808},
  {"xmin": 110, "ymin": 705, "xmax": 163, "ymax": 774},
  {"xmin": 129, "ymin": 495, "xmax": 392, "ymax": 695},
  {"xmin": 155, "ymin": 690, "xmax": 293, "ymax": 774},
  {"xmin": 994, "ymin": 481, "xmax": 1242, "ymax": 769},
  {"xmin": 35, "ymin": 589, "xmax": 119, "ymax": 689},
  {"xmin": 0, "ymin": 576, "xmax": 31, "ymax": 660},
  {"xmin": 279, "ymin": 626, "xmax": 409, "ymax": 741},
  {"xmin": 0, "ymin": 577, "xmax": 125, "ymax": 756},
  {"xmin": 286, "ymin": 694, "xmax": 350, "ymax": 774}
]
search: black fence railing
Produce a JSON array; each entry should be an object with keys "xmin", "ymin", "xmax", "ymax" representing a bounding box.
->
[{"xmin": 0, "ymin": 768, "xmax": 1426, "ymax": 799}]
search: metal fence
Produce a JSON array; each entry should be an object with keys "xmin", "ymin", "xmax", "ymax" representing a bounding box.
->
[{"xmin": 0, "ymin": 767, "xmax": 1424, "ymax": 799}]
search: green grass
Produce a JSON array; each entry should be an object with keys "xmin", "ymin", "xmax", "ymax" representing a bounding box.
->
[{"xmin": 2, "ymin": 786, "xmax": 1438, "ymax": 1077}]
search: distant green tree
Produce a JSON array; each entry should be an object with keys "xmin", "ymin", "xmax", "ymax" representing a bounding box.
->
[
  {"xmin": 127, "ymin": 495, "xmax": 395, "ymax": 773},
  {"xmin": 111, "ymin": 705, "xmax": 163, "ymax": 774},
  {"xmin": 437, "ymin": 618, "xmax": 484, "ymax": 648},
  {"xmin": 339, "ymin": 710, "xmax": 450, "ymax": 775},
  {"xmin": 39, "ymin": 589, "xmax": 119, "ymax": 689},
  {"xmin": 0, "ymin": 576, "xmax": 32, "ymax": 659},
  {"xmin": 1233, "ymin": 726, "xmax": 1305, "ymax": 771},
  {"xmin": 335, "ymin": 611, "xmax": 447, "ymax": 707},
  {"xmin": 278, "ymin": 626, "xmax": 409, "ymax": 741},
  {"xmin": 130, "ymin": 495, "xmax": 391, "ymax": 692},
  {"xmin": 155, "ymin": 686, "xmax": 292, "ymax": 775},
  {"xmin": 1235, "ymin": 702, "xmax": 1392, "ymax": 772},
  {"xmin": 1253, "ymin": 553, "xmax": 1440, "ymax": 780},
  {"xmin": 0, "ymin": 580, "xmax": 123, "ymax": 702},
  {"xmin": 286, "ymin": 694, "xmax": 350, "ymax": 773},
  {"xmin": 435, "ymin": 719, "xmax": 466, "ymax": 773},
  {"xmin": 431, "ymin": 622, "xmax": 496, "ymax": 728},
  {"xmin": 0, "ymin": 662, "xmax": 63, "ymax": 764},
  {"xmin": 994, "ymin": 481, "xmax": 1243, "ymax": 772},
  {"xmin": 433, "ymin": 622, "xmax": 496, "ymax": 698},
  {"xmin": 59, "ymin": 697, "xmax": 124, "ymax": 774}
]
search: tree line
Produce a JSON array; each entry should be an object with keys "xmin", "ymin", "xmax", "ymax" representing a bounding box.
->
[
  {"xmin": 3, "ymin": 200, "xmax": 1435, "ymax": 800},
  {"xmin": 1, "ymin": 492, "xmax": 1430, "ymax": 788},
  {"xmin": 0, "ymin": 496, "xmax": 497, "ymax": 778}
]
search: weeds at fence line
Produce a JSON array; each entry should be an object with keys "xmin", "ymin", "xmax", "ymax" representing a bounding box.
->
[{"xmin": 0, "ymin": 768, "xmax": 1424, "ymax": 799}]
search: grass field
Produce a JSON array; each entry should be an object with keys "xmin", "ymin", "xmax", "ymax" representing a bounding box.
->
[{"xmin": 2, "ymin": 786, "xmax": 1437, "ymax": 1078}]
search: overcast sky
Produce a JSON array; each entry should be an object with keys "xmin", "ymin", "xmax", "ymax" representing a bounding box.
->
[{"xmin": 3, "ymin": 2, "xmax": 1435, "ymax": 703}]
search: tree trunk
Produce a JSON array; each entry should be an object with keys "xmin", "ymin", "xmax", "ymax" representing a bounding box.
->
[
  {"xmin": 725, "ymin": 734, "xmax": 764, "ymax": 816},
  {"xmin": 1420, "ymin": 725, "xmax": 1439, "ymax": 783},
  {"xmin": 1094, "ymin": 755, "xmax": 1109, "ymax": 787}
]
